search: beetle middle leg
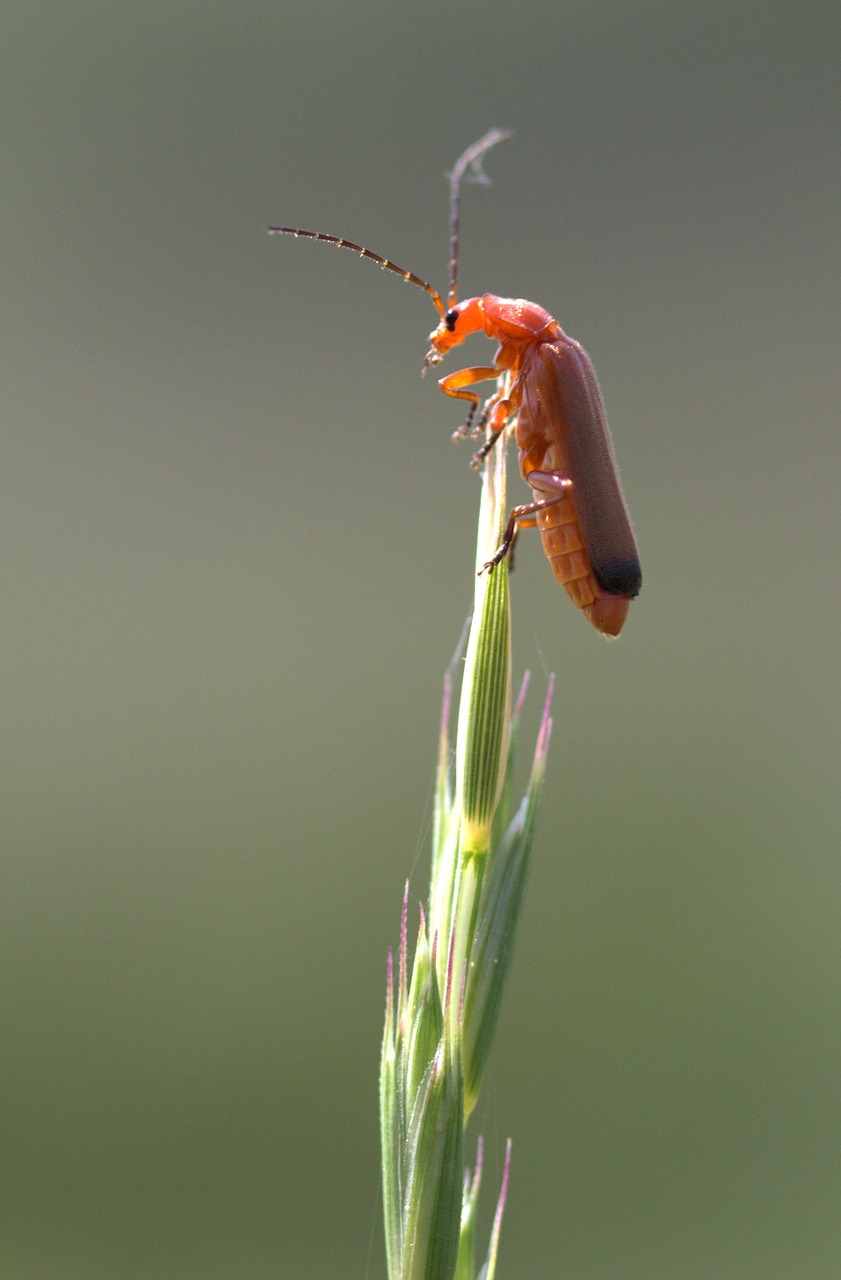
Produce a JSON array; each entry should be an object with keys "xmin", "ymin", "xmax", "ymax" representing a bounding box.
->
[
  {"xmin": 468, "ymin": 391, "xmax": 516, "ymax": 469},
  {"xmin": 480, "ymin": 473, "xmax": 573, "ymax": 575}
]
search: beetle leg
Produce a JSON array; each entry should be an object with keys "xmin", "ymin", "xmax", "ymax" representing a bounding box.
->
[
  {"xmin": 479, "ymin": 476, "xmax": 573, "ymax": 576},
  {"xmin": 523, "ymin": 470, "xmax": 574, "ymax": 497},
  {"xmin": 503, "ymin": 514, "xmax": 539, "ymax": 572},
  {"xmin": 469, "ymin": 371, "xmax": 524, "ymax": 466},
  {"xmin": 437, "ymin": 365, "xmax": 500, "ymax": 441},
  {"xmin": 470, "ymin": 424, "xmax": 506, "ymax": 468},
  {"xmin": 469, "ymin": 395, "xmax": 515, "ymax": 468}
]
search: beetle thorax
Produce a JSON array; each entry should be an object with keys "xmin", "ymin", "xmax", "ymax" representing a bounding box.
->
[{"xmin": 480, "ymin": 296, "xmax": 560, "ymax": 344}]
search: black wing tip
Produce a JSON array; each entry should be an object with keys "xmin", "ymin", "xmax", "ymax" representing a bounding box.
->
[{"xmin": 593, "ymin": 557, "xmax": 642, "ymax": 598}]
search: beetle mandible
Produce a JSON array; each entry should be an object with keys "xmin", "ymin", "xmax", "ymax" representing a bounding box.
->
[{"xmin": 269, "ymin": 130, "xmax": 641, "ymax": 637}]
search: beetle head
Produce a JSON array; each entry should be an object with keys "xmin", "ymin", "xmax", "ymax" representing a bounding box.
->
[{"xmin": 423, "ymin": 297, "xmax": 484, "ymax": 371}]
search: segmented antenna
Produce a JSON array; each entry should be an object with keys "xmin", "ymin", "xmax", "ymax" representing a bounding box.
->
[
  {"xmin": 267, "ymin": 129, "xmax": 511, "ymax": 320},
  {"xmin": 265, "ymin": 226, "xmax": 446, "ymax": 317},
  {"xmin": 446, "ymin": 128, "xmax": 512, "ymax": 311}
]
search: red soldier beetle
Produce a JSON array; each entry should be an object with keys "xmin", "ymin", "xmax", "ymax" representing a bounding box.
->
[{"xmin": 269, "ymin": 130, "xmax": 641, "ymax": 637}]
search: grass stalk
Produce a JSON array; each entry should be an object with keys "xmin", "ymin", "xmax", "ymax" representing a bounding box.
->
[{"xmin": 380, "ymin": 413, "xmax": 554, "ymax": 1280}]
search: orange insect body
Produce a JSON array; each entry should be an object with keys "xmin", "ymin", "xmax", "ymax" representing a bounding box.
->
[
  {"xmin": 427, "ymin": 295, "xmax": 641, "ymax": 637},
  {"xmin": 270, "ymin": 130, "xmax": 641, "ymax": 636}
]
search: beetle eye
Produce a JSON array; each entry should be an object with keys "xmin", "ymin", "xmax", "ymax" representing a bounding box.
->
[{"xmin": 444, "ymin": 308, "xmax": 458, "ymax": 332}]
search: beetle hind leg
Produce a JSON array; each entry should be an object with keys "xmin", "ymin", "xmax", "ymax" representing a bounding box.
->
[{"xmin": 479, "ymin": 477, "xmax": 574, "ymax": 576}]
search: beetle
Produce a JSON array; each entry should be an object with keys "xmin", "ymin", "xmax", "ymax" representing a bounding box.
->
[{"xmin": 269, "ymin": 130, "xmax": 641, "ymax": 636}]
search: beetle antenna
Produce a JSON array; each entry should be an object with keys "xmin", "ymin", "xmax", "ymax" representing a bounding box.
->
[
  {"xmin": 446, "ymin": 128, "xmax": 512, "ymax": 311},
  {"xmin": 266, "ymin": 226, "xmax": 446, "ymax": 318}
]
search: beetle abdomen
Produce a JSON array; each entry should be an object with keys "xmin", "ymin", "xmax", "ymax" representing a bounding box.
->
[{"xmin": 533, "ymin": 488, "xmax": 629, "ymax": 637}]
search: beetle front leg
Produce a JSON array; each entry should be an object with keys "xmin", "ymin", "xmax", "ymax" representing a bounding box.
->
[
  {"xmin": 480, "ymin": 474, "xmax": 574, "ymax": 575},
  {"xmin": 437, "ymin": 365, "xmax": 499, "ymax": 442}
]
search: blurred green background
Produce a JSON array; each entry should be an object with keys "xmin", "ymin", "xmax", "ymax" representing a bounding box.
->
[{"xmin": 3, "ymin": 2, "xmax": 840, "ymax": 1276}]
